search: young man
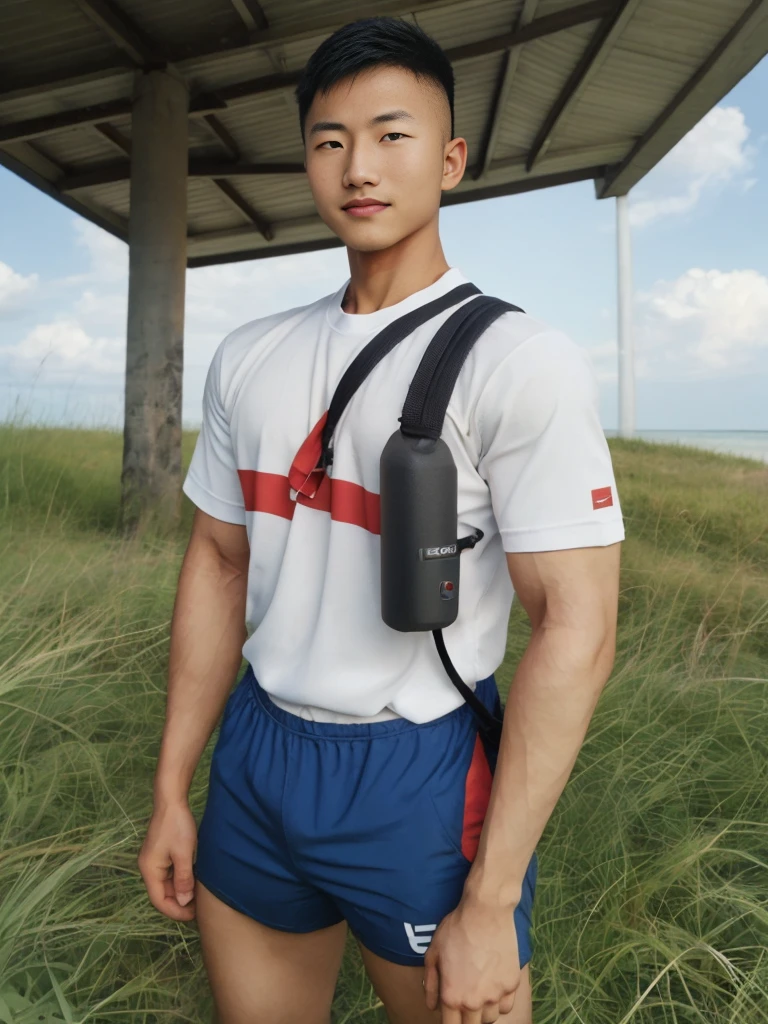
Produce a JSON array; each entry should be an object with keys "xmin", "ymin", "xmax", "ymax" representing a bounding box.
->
[{"xmin": 138, "ymin": 17, "xmax": 624, "ymax": 1024}]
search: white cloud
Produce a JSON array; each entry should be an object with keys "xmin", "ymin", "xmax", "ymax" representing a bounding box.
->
[
  {"xmin": 629, "ymin": 106, "xmax": 754, "ymax": 227},
  {"xmin": 639, "ymin": 267, "xmax": 768, "ymax": 373},
  {"xmin": 0, "ymin": 319, "xmax": 123, "ymax": 376},
  {"xmin": 1, "ymin": 216, "xmax": 349, "ymax": 424},
  {"xmin": 0, "ymin": 261, "xmax": 38, "ymax": 314},
  {"xmin": 184, "ymin": 249, "xmax": 347, "ymax": 361},
  {"xmin": 588, "ymin": 267, "xmax": 768, "ymax": 381}
]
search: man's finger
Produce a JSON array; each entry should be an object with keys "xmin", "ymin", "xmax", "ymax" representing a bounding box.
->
[
  {"xmin": 423, "ymin": 959, "xmax": 440, "ymax": 1012},
  {"xmin": 481, "ymin": 1003, "xmax": 501, "ymax": 1023},
  {"xmin": 171, "ymin": 851, "xmax": 196, "ymax": 906},
  {"xmin": 498, "ymin": 990, "xmax": 517, "ymax": 1015},
  {"xmin": 137, "ymin": 852, "xmax": 169, "ymax": 908},
  {"xmin": 440, "ymin": 1009, "xmax": 462, "ymax": 1024}
]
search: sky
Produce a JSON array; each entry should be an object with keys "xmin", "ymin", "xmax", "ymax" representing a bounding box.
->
[{"xmin": 1, "ymin": 57, "xmax": 767, "ymax": 433}]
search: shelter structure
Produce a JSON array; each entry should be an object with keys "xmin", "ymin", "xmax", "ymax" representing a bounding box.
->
[{"xmin": 1, "ymin": 0, "xmax": 766, "ymax": 529}]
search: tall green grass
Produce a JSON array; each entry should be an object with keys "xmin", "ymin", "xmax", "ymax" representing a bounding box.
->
[{"xmin": 1, "ymin": 420, "xmax": 767, "ymax": 1022}]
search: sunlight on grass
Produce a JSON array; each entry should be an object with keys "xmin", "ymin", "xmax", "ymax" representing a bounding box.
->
[{"xmin": 1, "ymin": 418, "xmax": 767, "ymax": 1022}]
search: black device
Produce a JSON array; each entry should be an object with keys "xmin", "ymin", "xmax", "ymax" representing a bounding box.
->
[{"xmin": 292, "ymin": 283, "xmax": 523, "ymax": 755}]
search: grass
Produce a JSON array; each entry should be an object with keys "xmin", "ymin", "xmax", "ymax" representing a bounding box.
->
[{"xmin": 1, "ymin": 419, "xmax": 767, "ymax": 1022}]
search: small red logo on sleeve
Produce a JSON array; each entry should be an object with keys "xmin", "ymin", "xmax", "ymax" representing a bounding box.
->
[{"xmin": 591, "ymin": 486, "xmax": 613, "ymax": 510}]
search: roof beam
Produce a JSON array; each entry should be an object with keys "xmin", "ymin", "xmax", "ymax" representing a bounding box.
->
[
  {"xmin": 0, "ymin": 66, "xmax": 132, "ymax": 105},
  {"xmin": 229, "ymin": 0, "xmax": 269, "ymax": 32},
  {"xmin": 442, "ymin": 163, "xmax": 607, "ymax": 207},
  {"xmin": 0, "ymin": 0, "xmax": 612, "ymax": 143},
  {"xmin": 526, "ymin": 0, "xmax": 641, "ymax": 172},
  {"xmin": 181, "ymin": 0, "xmax": 467, "ymax": 63},
  {"xmin": 58, "ymin": 142, "xmax": 622, "ymax": 193},
  {"xmin": 198, "ymin": 111, "xmax": 274, "ymax": 240},
  {"xmin": 0, "ymin": 141, "xmax": 129, "ymax": 241},
  {"xmin": 0, "ymin": 100, "xmax": 134, "ymax": 144},
  {"xmin": 212, "ymin": 178, "xmax": 273, "ymax": 239},
  {"xmin": 69, "ymin": 0, "xmax": 167, "ymax": 66},
  {"xmin": 0, "ymin": 0, "xmax": 463, "ymax": 105},
  {"xmin": 58, "ymin": 158, "xmax": 305, "ymax": 191},
  {"xmin": 202, "ymin": 115, "xmax": 241, "ymax": 160},
  {"xmin": 473, "ymin": 0, "xmax": 541, "ymax": 181},
  {"xmin": 186, "ymin": 164, "xmax": 606, "ymax": 261},
  {"xmin": 200, "ymin": 0, "xmax": 615, "ymax": 107},
  {"xmin": 0, "ymin": 92, "xmax": 229, "ymax": 144},
  {"xmin": 444, "ymin": 0, "xmax": 613, "ymax": 61},
  {"xmin": 598, "ymin": 0, "xmax": 768, "ymax": 197},
  {"xmin": 188, "ymin": 236, "xmax": 344, "ymax": 269},
  {"xmin": 93, "ymin": 121, "xmax": 132, "ymax": 155}
]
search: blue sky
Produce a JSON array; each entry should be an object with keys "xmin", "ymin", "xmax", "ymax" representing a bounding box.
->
[{"xmin": 1, "ymin": 56, "xmax": 767, "ymax": 432}]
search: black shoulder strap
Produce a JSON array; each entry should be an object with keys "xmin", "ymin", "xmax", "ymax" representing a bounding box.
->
[
  {"xmin": 400, "ymin": 294, "xmax": 524, "ymax": 439},
  {"xmin": 320, "ymin": 282, "xmax": 480, "ymax": 468},
  {"xmin": 400, "ymin": 294, "xmax": 524, "ymax": 749}
]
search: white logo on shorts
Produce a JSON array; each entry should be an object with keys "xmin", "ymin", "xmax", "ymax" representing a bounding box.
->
[{"xmin": 404, "ymin": 922, "xmax": 437, "ymax": 954}]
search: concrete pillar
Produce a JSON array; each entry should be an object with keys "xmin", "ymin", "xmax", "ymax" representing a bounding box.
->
[
  {"xmin": 616, "ymin": 193, "xmax": 635, "ymax": 439},
  {"xmin": 121, "ymin": 68, "xmax": 189, "ymax": 535}
]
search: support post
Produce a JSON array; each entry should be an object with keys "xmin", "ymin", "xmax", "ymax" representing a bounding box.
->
[
  {"xmin": 616, "ymin": 192, "xmax": 635, "ymax": 438},
  {"xmin": 121, "ymin": 68, "xmax": 189, "ymax": 534}
]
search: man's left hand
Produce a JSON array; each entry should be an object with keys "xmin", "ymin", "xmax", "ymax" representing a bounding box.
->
[{"xmin": 423, "ymin": 893, "xmax": 522, "ymax": 1022}]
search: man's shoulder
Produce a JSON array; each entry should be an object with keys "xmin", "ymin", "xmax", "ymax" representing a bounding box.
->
[
  {"xmin": 219, "ymin": 291, "xmax": 335, "ymax": 360},
  {"xmin": 210, "ymin": 289, "xmax": 339, "ymax": 398},
  {"xmin": 471, "ymin": 305, "xmax": 588, "ymax": 378}
]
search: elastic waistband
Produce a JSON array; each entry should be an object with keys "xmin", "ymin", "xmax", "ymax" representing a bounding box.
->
[{"xmin": 245, "ymin": 664, "xmax": 498, "ymax": 740}]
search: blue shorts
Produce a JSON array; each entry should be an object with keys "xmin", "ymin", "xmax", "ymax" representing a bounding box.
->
[{"xmin": 193, "ymin": 664, "xmax": 538, "ymax": 968}]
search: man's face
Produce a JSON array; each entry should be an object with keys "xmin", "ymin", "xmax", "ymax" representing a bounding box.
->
[{"xmin": 303, "ymin": 65, "xmax": 466, "ymax": 252}]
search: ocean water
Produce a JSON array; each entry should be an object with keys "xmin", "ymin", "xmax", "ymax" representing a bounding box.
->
[{"xmin": 605, "ymin": 430, "xmax": 768, "ymax": 465}]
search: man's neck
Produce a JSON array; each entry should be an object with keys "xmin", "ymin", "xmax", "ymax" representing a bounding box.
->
[{"xmin": 342, "ymin": 228, "xmax": 450, "ymax": 315}]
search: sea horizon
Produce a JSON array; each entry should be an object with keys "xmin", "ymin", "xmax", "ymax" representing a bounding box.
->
[{"xmin": 605, "ymin": 429, "xmax": 768, "ymax": 464}]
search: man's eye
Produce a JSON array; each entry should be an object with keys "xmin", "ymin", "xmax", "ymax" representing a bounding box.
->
[
  {"xmin": 383, "ymin": 132, "xmax": 405, "ymax": 141},
  {"xmin": 319, "ymin": 140, "xmax": 342, "ymax": 149}
]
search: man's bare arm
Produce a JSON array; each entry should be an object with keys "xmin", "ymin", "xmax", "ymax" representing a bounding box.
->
[
  {"xmin": 466, "ymin": 541, "xmax": 621, "ymax": 906},
  {"xmin": 153, "ymin": 507, "xmax": 250, "ymax": 806},
  {"xmin": 424, "ymin": 541, "xmax": 621, "ymax": 1016},
  {"xmin": 138, "ymin": 507, "xmax": 249, "ymax": 920}
]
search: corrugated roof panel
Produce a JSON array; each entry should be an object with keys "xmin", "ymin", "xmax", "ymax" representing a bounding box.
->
[
  {"xmin": 556, "ymin": 44, "xmax": 708, "ymax": 149},
  {"xmin": 116, "ymin": 0, "xmax": 247, "ymax": 59},
  {"xmin": 187, "ymin": 177, "xmax": 249, "ymax": 233},
  {"xmin": 31, "ymin": 129, "xmax": 122, "ymax": 169},
  {"xmin": 492, "ymin": 26, "xmax": 596, "ymax": 156},
  {"xmin": 0, "ymin": 69, "xmax": 134, "ymax": 120},
  {"xmin": 210, "ymin": 95, "xmax": 305, "ymax": 161},
  {"xmin": 0, "ymin": 0, "xmax": 763, "ymax": 264},
  {"xmin": 415, "ymin": 0, "xmax": 525, "ymax": 50},
  {"xmin": 83, "ymin": 181, "xmax": 131, "ymax": 217},
  {"xmin": 180, "ymin": 43, "xmax": 281, "ymax": 91},
  {"xmin": 453, "ymin": 54, "xmax": 506, "ymax": 156},
  {"xmin": 222, "ymin": 175, "xmax": 316, "ymax": 223},
  {"xmin": 0, "ymin": 2, "xmax": 120, "ymax": 84}
]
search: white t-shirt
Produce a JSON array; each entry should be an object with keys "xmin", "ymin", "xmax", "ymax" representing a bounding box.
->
[{"xmin": 182, "ymin": 266, "xmax": 625, "ymax": 724}]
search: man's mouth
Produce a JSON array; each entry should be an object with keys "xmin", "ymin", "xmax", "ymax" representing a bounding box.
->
[{"xmin": 342, "ymin": 198, "xmax": 390, "ymax": 217}]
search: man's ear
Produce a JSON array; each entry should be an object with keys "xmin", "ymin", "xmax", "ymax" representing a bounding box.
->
[{"xmin": 441, "ymin": 136, "xmax": 468, "ymax": 193}]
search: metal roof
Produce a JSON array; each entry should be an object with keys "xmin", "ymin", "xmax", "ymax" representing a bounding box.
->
[{"xmin": 1, "ymin": 0, "xmax": 766, "ymax": 267}]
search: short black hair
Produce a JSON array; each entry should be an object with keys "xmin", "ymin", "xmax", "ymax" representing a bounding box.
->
[{"xmin": 296, "ymin": 17, "xmax": 455, "ymax": 142}]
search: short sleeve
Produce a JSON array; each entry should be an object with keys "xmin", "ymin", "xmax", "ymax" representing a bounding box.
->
[
  {"xmin": 182, "ymin": 340, "xmax": 247, "ymax": 525},
  {"xmin": 475, "ymin": 330, "xmax": 625, "ymax": 552}
]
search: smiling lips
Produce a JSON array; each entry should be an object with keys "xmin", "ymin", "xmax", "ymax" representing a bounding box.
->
[{"xmin": 342, "ymin": 198, "xmax": 390, "ymax": 217}]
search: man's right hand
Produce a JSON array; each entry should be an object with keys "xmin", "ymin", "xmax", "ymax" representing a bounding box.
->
[{"xmin": 137, "ymin": 800, "xmax": 199, "ymax": 921}]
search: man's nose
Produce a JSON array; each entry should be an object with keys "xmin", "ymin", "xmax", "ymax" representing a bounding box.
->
[{"xmin": 342, "ymin": 142, "xmax": 381, "ymax": 189}]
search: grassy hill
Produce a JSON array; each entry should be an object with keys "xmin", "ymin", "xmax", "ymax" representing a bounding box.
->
[{"xmin": 1, "ymin": 422, "xmax": 767, "ymax": 1023}]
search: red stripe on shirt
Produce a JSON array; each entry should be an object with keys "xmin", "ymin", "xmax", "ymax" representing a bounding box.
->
[
  {"xmin": 330, "ymin": 478, "xmax": 381, "ymax": 535},
  {"xmin": 238, "ymin": 469, "xmax": 380, "ymax": 535},
  {"xmin": 237, "ymin": 470, "xmax": 295, "ymax": 520}
]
